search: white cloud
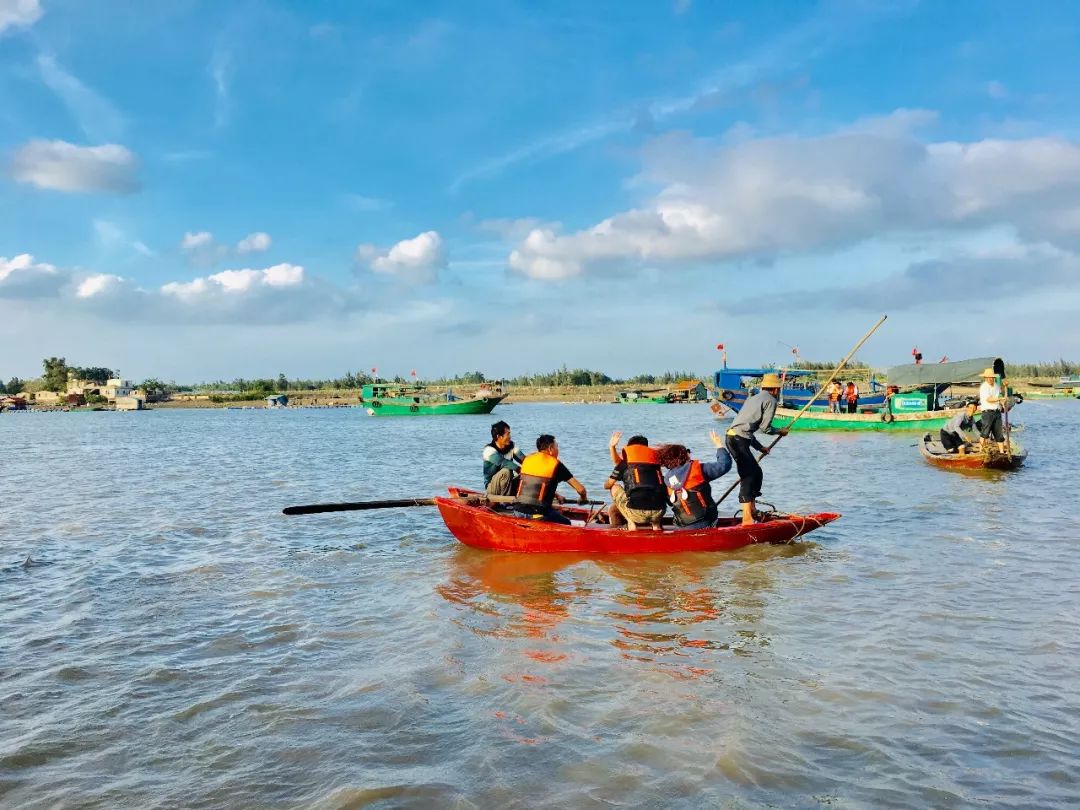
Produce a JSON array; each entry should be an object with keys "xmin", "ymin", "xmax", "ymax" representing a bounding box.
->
[
  {"xmin": 76, "ymin": 273, "xmax": 125, "ymax": 299},
  {"xmin": 356, "ymin": 231, "xmax": 446, "ymax": 282},
  {"xmin": 0, "ymin": 0, "xmax": 41, "ymax": 34},
  {"xmin": 37, "ymin": 53, "xmax": 126, "ymax": 142},
  {"xmin": 508, "ymin": 118, "xmax": 1080, "ymax": 280},
  {"xmin": 181, "ymin": 231, "xmax": 214, "ymax": 250},
  {"xmin": 9, "ymin": 139, "xmax": 139, "ymax": 193},
  {"xmin": 0, "ymin": 253, "xmax": 63, "ymax": 298},
  {"xmin": 162, "ymin": 263, "xmax": 304, "ymax": 298},
  {"xmin": 236, "ymin": 232, "xmax": 272, "ymax": 254},
  {"xmin": 94, "ymin": 219, "xmax": 154, "ymax": 257}
]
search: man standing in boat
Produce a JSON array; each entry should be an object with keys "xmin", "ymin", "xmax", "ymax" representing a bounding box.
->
[
  {"xmin": 483, "ymin": 420, "xmax": 526, "ymax": 495},
  {"xmin": 978, "ymin": 368, "xmax": 1008, "ymax": 454},
  {"xmin": 604, "ymin": 433, "xmax": 666, "ymax": 531},
  {"xmin": 513, "ymin": 434, "xmax": 589, "ymax": 525},
  {"xmin": 940, "ymin": 401, "xmax": 978, "ymax": 455},
  {"xmin": 725, "ymin": 373, "xmax": 788, "ymax": 526},
  {"xmin": 827, "ymin": 380, "xmax": 842, "ymax": 413},
  {"xmin": 844, "ymin": 380, "xmax": 860, "ymax": 413}
]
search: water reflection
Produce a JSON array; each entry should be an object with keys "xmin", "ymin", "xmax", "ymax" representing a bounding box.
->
[{"xmin": 437, "ymin": 543, "xmax": 814, "ymax": 679}]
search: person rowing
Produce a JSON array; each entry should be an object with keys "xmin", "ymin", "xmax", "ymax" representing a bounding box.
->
[
  {"xmin": 657, "ymin": 430, "xmax": 733, "ymax": 529},
  {"xmin": 725, "ymin": 373, "xmax": 789, "ymax": 526},
  {"xmin": 978, "ymin": 367, "xmax": 1008, "ymax": 454},
  {"xmin": 512, "ymin": 434, "xmax": 589, "ymax": 525}
]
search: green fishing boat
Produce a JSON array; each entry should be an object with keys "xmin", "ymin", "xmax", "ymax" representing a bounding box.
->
[
  {"xmin": 771, "ymin": 356, "xmax": 1017, "ymax": 431},
  {"xmin": 360, "ymin": 383, "xmax": 505, "ymax": 416},
  {"xmin": 772, "ymin": 404, "xmax": 961, "ymax": 431},
  {"xmin": 1022, "ymin": 390, "xmax": 1074, "ymax": 400},
  {"xmin": 614, "ymin": 390, "xmax": 672, "ymax": 404}
]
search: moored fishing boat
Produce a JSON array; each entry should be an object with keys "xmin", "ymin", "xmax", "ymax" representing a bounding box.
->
[
  {"xmin": 771, "ymin": 404, "xmax": 961, "ymax": 431},
  {"xmin": 435, "ymin": 487, "xmax": 839, "ymax": 553},
  {"xmin": 613, "ymin": 390, "xmax": 672, "ymax": 404},
  {"xmin": 713, "ymin": 365, "xmax": 886, "ymax": 411},
  {"xmin": 360, "ymin": 382, "xmax": 505, "ymax": 416},
  {"xmin": 918, "ymin": 434, "xmax": 1027, "ymax": 471}
]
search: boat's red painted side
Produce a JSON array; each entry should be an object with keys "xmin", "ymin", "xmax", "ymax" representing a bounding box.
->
[
  {"xmin": 918, "ymin": 437, "xmax": 1027, "ymax": 471},
  {"xmin": 435, "ymin": 489, "xmax": 840, "ymax": 554}
]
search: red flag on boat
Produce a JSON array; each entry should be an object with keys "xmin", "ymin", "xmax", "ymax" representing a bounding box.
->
[
  {"xmin": 371, "ymin": 367, "xmax": 377, "ymax": 375},
  {"xmin": 716, "ymin": 343, "xmax": 724, "ymax": 350},
  {"xmin": 410, "ymin": 370, "xmax": 417, "ymax": 377}
]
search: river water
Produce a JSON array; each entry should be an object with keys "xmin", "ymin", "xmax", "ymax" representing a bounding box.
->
[{"xmin": 2, "ymin": 401, "xmax": 1078, "ymax": 808}]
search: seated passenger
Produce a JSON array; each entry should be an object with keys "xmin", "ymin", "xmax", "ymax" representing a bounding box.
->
[
  {"xmin": 512, "ymin": 434, "xmax": 588, "ymax": 525},
  {"xmin": 940, "ymin": 401, "xmax": 978, "ymax": 455},
  {"xmin": 658, "ymin": 430, "xmax": 733, "ymax": 529},
  {"xmin": 605, "ymin": 432, "xmax": 666, "ymax": 531},
  {"xmin": 482, "ymin": 420, "xmax": 526, "ymax": 495}
]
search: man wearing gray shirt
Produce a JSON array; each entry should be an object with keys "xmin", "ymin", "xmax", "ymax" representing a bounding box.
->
[{"xmin": 725, "ymin": 373, "xmax": 789, "ymax": 525}]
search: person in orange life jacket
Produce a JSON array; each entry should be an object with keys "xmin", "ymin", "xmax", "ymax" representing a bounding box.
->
[
  {"xmin": 827, "ymin": 381, "xmax": 842, "ymax": 414},
  {"xmin": 844, "ymin": 381, "xmax": 860, "ymax": 414},
  {"xmin": 725, "ymin": 373, "xmax": 789, "ymax": 526},
  {"xmin": 482, "ymin": 420, "xmax": 526, "ymax": 495},
  {"xmin": 512, "ymin": 434, "xmax": 588, "ymax": 525},
  {"xmin": 657, "ymin": 430, "xmax": 733, "ymax": 529},
  {"xmin": 604, "ymin": 432, "xmax": 666, "ymax": 531}
]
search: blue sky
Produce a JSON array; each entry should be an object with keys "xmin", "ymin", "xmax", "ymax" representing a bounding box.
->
[{"xmin": 2, "ymin": 0, "xmax": 1080, "ymax": 382}]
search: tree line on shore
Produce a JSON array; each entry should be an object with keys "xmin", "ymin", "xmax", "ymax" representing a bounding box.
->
[{"xmin": 5, "ymin": 357, "xmax": 1079, "ymax": 399}]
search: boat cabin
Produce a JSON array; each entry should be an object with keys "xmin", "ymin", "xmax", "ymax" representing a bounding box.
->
[{"xmin": 360, "ymin": 383, "xmax": 426, "ymax": 401}]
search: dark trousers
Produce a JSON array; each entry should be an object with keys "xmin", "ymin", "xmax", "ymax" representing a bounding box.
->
[
  {"xmin": 846, "ymin": 399, "xmax": 858, "ymax": 413},
  {"xmin": 939, "ymin": 429, "xmax": 965, "ymax": 453},
  {"xmin": 725, "ymin": 434, "xmax": 763, "ymax": 504},
  {"xmin": 515, "ymin": 507, "xmax": 571, "ymax": 525},
  {"xmin": 980, "ymin": 409, "xmax": 1004, "ymax": 441}
]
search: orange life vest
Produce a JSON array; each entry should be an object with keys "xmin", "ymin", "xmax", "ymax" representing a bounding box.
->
[
  {"xmin": 515, "ymin": 452, "xmax": 560, "ymax": 510},
  {"xmin": 845, "ymin": 383, "xmax": 858, "ymax": 403},
  {"xmin": 827, "ymin": 384, "xmax": 841, "ymax": 403},
  {"xmin": 622, "ymin": 444, "xmax": 665, "ymax": 510},
  {"xmin": 667, "ymin": 460, "xmax": 717, "ymax": 526}
]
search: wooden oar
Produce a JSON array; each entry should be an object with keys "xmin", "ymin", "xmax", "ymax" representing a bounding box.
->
[
  {"xmin": 283, "ymin": 494, "xmax": 604, "ymax": 515},
  {"xmin": 994, "ymin": 358, "xmax": 1013, "ymax": 457},
  {"xmin": 715, "ymin": 314, "xmax": 889, "ymax": 506}
]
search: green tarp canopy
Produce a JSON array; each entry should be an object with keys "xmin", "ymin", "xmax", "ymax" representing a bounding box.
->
[{"xmin": 886, "ymin": 357, "xmax": 1002, "ymax": 388}]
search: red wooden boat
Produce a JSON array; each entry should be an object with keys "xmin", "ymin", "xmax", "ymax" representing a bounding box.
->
[
  {"xmin": 918, "ymin": 434, "xmax": 1027, "ymax": 471},
  {"xmin": 436, "ymin": 488, "xmax": 840, "ymax": 554}
]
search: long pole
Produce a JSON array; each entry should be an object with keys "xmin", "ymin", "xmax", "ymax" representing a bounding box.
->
[
  {"xmin": 1001, "ymin": 373, "xmax": 1013, "ymax": 457},
  {"xmin": 715, "ymin": 314, "xmax": 888, "ymax": 506}
]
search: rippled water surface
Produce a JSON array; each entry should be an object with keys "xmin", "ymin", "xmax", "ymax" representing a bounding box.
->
[{"xmin": 2, "ymin": 402, "xmax": 1079, "ymax": 808}]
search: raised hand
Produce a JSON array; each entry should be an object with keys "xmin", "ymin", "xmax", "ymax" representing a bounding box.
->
[
  {"xmin": 609, "ymin": 430, "xmax": 622, "ymax": 447},
  {"xmin": 709, "ymin": 429, "xmax": 723, "ymax": 447}
]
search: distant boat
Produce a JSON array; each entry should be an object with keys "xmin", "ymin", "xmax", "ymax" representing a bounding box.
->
[
  {"xmin": 613, "ymin": 390, "xmax": 671, "ymax": 404},
  {"xmin": 713, "ymin": 365, "xmax": 886, "ymax": 411},
  {"xmin": 360, "ymin": 382, "xmax": 505, "ymax": 416}
]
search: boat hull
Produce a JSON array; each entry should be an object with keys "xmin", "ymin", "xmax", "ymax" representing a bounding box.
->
[
  {"xmin": 919, "ymin": 435, "xmax": 1027, "ymax": 471},
  {"xmin": 772, "ymin": 406, "xmax": 960, "ymax": 431},
  {"xmin": 364, "ymin": 394, "xmax": 506, "ymax": 416},
  {"xmin": 436, "ymin": 489, "xmax": 839, "ymax": 554}
]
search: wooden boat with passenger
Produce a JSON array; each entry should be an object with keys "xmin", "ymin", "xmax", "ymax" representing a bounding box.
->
[
  {"xmin": 918, "ymin": 434, "xmax": 1027, "ymax": 471},
  {"xmin": 434, "ymin": 487, "xmax": 840, "ymax": 554}
]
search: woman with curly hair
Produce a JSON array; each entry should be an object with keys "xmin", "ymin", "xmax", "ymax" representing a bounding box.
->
[{"xmin": 657, "ymin": 431, "xmax": 733, "ymax": 529}]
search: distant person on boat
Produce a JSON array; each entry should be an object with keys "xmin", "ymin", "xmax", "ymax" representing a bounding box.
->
[
  {"xmin": 978, "ymin": 368, "xmax": 1008, "ymax": 454},
  {"xmin": 844, "ymin": 381, "xmax": 860, "ymax": 413},
  {"xmin": 827, "ymin": 381, "xmax": 842, "ymax": 413},
  {"xmin": 513, "ymin": 434, "xmax": 589, "ymax": 525},
  {"xmin": 940, "ymin": 402, "xmax": 979, "ymax": 455},
  {"xmin": 604, "ymin": 433, "xmax": 666, "ymax": 530},
  {"xmin": 483, "ymin": 420, "xmax": 526, "ymax": 495},
  {"xmin": 726, "ymin": 373, "xmax": 788, "ymax": 526},
  {"xmin": 657, "ymin": 430, "xmax": 733, "ymax": 529}
]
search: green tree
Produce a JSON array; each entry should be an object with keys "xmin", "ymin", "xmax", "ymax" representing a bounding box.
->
[
  {"xmin": 42, "ymin": 357, "xmax": 69, "ymax": 392},
  {"xmin": 5, "ymin": 377, "xmax": 23, "ymax": 394},
  {"xmin": 277, "ymin": 373, "xmax": 288, "ymax": 391},
  {"xmin": 73, "ymin": 366, "xmax": 113, "ymax": 384}
]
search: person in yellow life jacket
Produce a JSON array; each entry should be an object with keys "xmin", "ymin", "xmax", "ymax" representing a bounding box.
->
[
  {"xmin": 657, "ymin": 430, "xmax": 733, "ymax": 529},
  {"xmin": 512, "ymin": 434, "xmax": 589, "ymax": 525},
  {"xmin": 604, "ymin": 432, "xmax": 666, "ymax": 530},
  {"xmin": 827, "ymin": 381, "xmax": 842, "ymax": 414}
]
